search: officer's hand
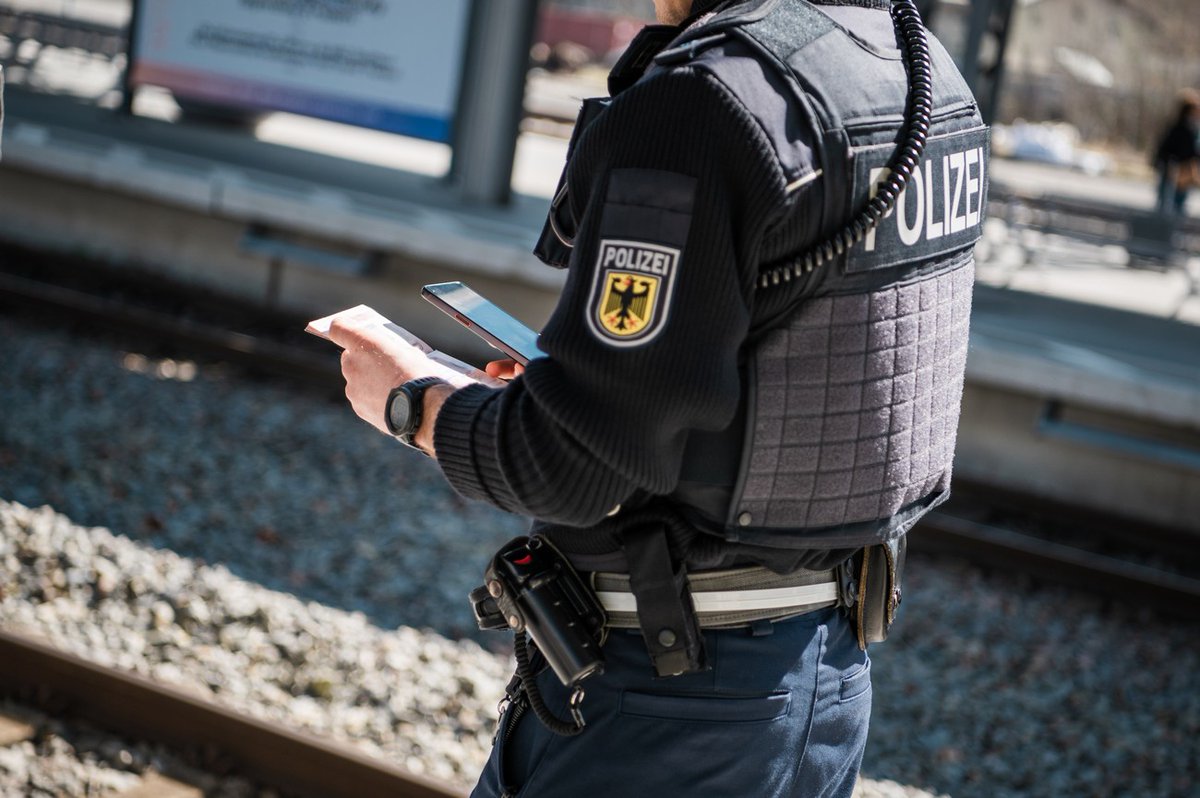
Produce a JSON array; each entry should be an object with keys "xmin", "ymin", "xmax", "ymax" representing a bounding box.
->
[
  {"xmin": 328, "ymin": 313, "xmax": 473, "ymax": 435},
  {"xmin": 485, "ymin": 359, "xmax": 525, "ymax": 380}
]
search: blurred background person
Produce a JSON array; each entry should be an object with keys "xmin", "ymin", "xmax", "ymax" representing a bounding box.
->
[{"xmin": 1152, "ymin": 89, "xmax": 1199, "ymax": 215}]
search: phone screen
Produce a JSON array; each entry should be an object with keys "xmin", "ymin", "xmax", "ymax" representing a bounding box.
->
[{"xmin": 422, "ymin": 282, "xmax": 543, "ymax": 365}]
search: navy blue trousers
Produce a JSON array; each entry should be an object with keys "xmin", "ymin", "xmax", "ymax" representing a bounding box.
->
[{"xmin": 471, "ymin": 607, "xmax": 871, "ymax": 798}]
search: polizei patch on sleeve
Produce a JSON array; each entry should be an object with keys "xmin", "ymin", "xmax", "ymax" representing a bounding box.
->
[
  {"xmin": 585, "ymin": 168, "xmax": 695, "ymax": 347},
  {"xmin": 586, "ymin": 239, "xmax": 681, "ymax": 346}
]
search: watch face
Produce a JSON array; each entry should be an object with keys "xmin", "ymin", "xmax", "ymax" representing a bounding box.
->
[{"xmin": 388, "ymin": 389, "xmax": 414, "ymax": 435}]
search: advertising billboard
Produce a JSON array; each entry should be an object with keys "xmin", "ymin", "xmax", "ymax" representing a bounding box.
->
[{"xmin": 129, "ymin": 0, "xmax": 473, "ymax": 143}]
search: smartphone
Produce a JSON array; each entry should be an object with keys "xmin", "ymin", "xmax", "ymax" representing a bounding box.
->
[{"xmin": 421, "ymin": 282, "xmax": 543, "ymax": 366}]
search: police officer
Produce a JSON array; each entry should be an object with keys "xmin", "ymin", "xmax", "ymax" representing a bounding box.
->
[{"xmin": 329, "ymin": 0, "xmax": 987, "ymax": 795}]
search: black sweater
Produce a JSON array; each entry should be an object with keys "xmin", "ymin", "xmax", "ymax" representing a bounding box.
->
[{"xmin": 433, "ymin": 6, "xmax": 847, "ymax": 571}]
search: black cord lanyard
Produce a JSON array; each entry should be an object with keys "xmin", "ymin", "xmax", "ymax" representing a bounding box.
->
[
  {"xmin": 758, "ymin": 0, "xmax": 934, "ymax": 288},
  {"xmin": 513, "ymin": 635, "xmax": 588, "ymax": 736}
]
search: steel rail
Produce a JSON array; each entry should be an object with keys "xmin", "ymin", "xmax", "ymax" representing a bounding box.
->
[
  {"xmin": 911, "ymin": 512, "xmax": 1200, "ymax": 618},
  {"xmin": 0, "ymin": 269, "xmax": 340, "ymax": 387},
  {"xmin": 0, "ymin": 629, "xmax": 465, "ymax": 798},
  {"xmin": 948, "ymin": 478, "xmax": 1200, "ymax": 562}
]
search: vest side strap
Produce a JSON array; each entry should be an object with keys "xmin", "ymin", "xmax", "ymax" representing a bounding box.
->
[{"xmin": 618, "ymin": 522, "xmax": 708, "ymax": 677}]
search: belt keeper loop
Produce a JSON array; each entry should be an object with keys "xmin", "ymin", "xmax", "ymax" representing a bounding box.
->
[{"xmin": 619, "ymin": 522, "xmax": 708, "ymax": 677}]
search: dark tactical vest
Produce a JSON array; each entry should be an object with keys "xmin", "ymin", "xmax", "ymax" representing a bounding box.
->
[{"xmin": 541, "ymin": 0, "xmax": 987, "ymax": 564}]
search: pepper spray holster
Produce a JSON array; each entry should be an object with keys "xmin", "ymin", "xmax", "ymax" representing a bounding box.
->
[{"xmin": 470, "ymin": 536, "xmax": 607, "ymax": 736}]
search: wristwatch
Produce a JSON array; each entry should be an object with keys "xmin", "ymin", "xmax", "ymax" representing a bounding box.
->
[{"xmin": 385, "ymin": 376, "xmax": 448, "ymax": 449}]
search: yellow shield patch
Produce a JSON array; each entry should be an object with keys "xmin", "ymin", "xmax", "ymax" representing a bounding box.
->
[
  {"xmin": 586, "ymin": 239, "xmax": 680, "ymax": 346},
  {"xmin": 597, "ymin": 271, "xmax": 660, "ymax": 338}
]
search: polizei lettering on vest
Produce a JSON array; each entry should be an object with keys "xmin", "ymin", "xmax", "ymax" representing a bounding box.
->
[
  {"xmin": 864, "ymin": 145, "xmax": 987, "ymax": 252},
  {"xmin": 601, "ymin": 243, "xmax": 675, "ymax": 276}
]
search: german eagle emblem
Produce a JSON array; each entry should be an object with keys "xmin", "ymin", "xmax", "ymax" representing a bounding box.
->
[{"xmin": 587, "ymin": 240, "xmax": 680, "ymax": 346}]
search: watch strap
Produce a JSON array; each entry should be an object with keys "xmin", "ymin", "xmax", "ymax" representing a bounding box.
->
[{"xmin": 386, "ymin": 376, "xmax": 448, "ymax": 448}]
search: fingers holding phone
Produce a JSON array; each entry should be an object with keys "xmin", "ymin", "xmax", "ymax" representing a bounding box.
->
[
  {"xmin": 309, "ymin": 306, "xmax": 476, "ymax": 435},
  {"xmin": 485, "ymin": 359, "xmax": 525, "ymax": 380}
]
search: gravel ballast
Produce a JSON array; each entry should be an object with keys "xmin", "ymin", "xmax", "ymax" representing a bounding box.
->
[{"xmin": 1, "ymin": 313, "xmax": 1197, "ymax": 798}]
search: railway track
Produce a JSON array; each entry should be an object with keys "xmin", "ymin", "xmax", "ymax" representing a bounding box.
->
[
  {"xmin": 0, "ymin": 701, "xmax": 242, "ymax": 798},
  {"xmin": 912, "ymin": 502, "xmax": 1200, "ymax": 617},
  {"xmin": 0, "ymin": 242, "xmax": 1197, "ymax": 796},
  {"xmin": 0, "ymin": 630, "xmax": 463, "ymax": 798},
  {"xmin": 2, "ymin": 245, "xmax": 1197, "ymax": 619}
]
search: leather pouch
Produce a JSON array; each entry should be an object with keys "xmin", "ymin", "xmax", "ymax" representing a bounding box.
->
[{"xmin": 855, "ymin": 535, "xmax": 906, "ymax": 650}]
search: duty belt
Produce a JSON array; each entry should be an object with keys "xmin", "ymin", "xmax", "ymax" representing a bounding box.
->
[{"xmin": 592, "ymin": 565, "xmax": 840, "ymax": 629}]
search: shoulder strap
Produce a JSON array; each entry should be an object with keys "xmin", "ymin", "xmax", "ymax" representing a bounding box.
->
[
  {"xmin": 735, "ymin": 0, "xmax": 838, "ymax": 65},
  {"xmin": 620, "ymin": 520, "xmax": 707, "ymax": 677},
  {"xmin": 729, "ymin": 0, "xmax": 850, "ymax": 242},
  {"xmin": 653, "ymin": 0, "xmax": 782, "ymax": 66}
]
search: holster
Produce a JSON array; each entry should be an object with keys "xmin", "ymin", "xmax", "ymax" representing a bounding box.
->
[
  {"xmin": 470, "ymin": 536, "xmax": 607, "ymax": 688},
  {"xmin": 840, "ymin": 536, "xmax": 907, "ymax": 650}
]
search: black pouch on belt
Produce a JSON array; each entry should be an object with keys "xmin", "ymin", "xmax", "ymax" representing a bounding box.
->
[{"xmin": 854, "ymin": 535, "xmax": 907, "ymax": 650}]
